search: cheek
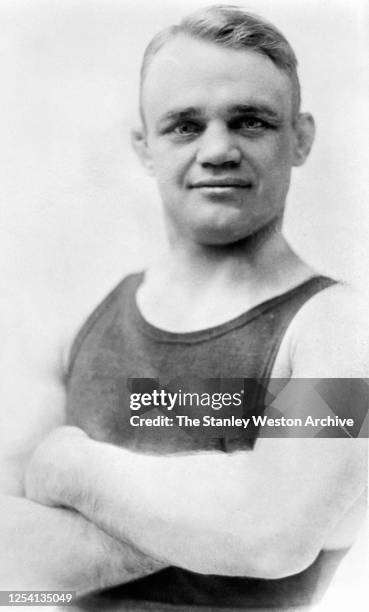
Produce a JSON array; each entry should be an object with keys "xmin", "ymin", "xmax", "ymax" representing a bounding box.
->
[
  {"xmin": 151, "ymin": 149, "xmax": 189, "ymax": 186},
  {"xmin": 251, "ymin": 141, "xmax": 294, "ymax": 188}
]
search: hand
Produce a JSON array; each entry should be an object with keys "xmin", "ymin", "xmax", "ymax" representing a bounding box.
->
[{"xmin": 25, "ymin": 426, "xmax": 89, "ymax": 507}]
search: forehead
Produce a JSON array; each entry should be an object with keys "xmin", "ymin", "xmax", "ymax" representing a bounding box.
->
[{"xmin": 141, "ymin": 35, "xmax": 294, "ymax": 125}]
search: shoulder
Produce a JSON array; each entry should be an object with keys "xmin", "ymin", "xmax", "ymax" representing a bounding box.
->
[
  {"xmin": 0, "ymin": 289, "xmax": 67, "ymax": 494},
  {"xmin": 0, "ymin": 272, "xmax": 144, "ymax": 494},
  {"xmin": 66, "ymin": 271, "xmax": 143, "ymax": 376},
  {"xmin": 286, "ymin": 282, "xmax": 369, "ymax": 376},
  {"xmin": 291, "ymin": 281, "xmax": 367, "ymax": 333}
]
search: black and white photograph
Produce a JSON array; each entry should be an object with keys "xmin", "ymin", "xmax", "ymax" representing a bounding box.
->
[{"xmin": 0, "ymin": 1, "xmax": 368, "ymax": 611}]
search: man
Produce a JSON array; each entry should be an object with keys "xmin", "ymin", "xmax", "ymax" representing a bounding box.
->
[{"xmin": 1, "ymin": 5, "xmax": 367, "ymax": 610}]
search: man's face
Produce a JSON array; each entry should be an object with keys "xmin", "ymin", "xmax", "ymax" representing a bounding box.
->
[{"xmin": 138, "ymin": 35, "xmax": 304, "ymax": 245}]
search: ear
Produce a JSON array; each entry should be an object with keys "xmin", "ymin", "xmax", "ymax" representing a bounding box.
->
[
  {"xmin": 292, "ymin": 113, "xmax": 316, "ymax": 167},
  {"xmin": 131, "ymin": 126, "xmax": 155, "ymax": 175}
]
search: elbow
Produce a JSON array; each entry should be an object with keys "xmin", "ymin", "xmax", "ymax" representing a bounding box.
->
[
  {"xmin": 253, "ymin": 535, "xmax": 322, "ymax": 580},
  {"xmin": 174, "ymin": 527, "xmax": 322, "ymax": 579}
]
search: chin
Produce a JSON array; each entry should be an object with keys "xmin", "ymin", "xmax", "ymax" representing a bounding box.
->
[
  {"xmin": 191, "ymin": 223, "xmax": 260, "ymax": 246},
  {"xmin": 189, "ymin": 215, "xmax": 281, "ymax": 247}
]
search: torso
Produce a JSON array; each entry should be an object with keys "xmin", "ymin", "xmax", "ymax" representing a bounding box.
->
[{"xmin": 64, "ymin": 271, "xmax": 367, "ymax": 608}]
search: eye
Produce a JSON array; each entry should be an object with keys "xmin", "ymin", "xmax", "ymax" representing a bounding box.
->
[
  {"xmin": 173, "ymin": 121, "xmax": 201, "ymax": 136},
  {"xmin": 237, "ymin": 117, "xmax": 266, "ymax": 130}
]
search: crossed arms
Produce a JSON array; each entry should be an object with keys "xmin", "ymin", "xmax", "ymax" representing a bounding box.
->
[
  {"xmin": 1, "ymin": 285, "xmax": 368, "ymax": 593},
  {"xmin": 25, "ymin": 425, "xmax": 367, "ymax": 580}
]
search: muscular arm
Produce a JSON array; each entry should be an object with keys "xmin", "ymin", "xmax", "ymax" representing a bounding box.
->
[
  {"xmin": 0, "ymin": 315, "xmax": 164, "ymax": 593},
  {"xmin": 25, "ymin": 427, "xmax": 367, "ymax": 579},
  {"xmin": 0, "ymin": 494, "xmax": 163, "ymax": 593},
  {"xmin": 25, "ymin": 286, "xmax": 368, "ymax": 579}
]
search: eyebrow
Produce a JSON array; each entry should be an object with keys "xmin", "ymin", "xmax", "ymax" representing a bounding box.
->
[
  {"xmin": 157, "ymin": 107, "xmax": 203, "ymax": 126},
  {"xmin": 157, "ymin": 103, "xmax": 283, "ymax": 126},
  {"xmin": 227, "ymin": 104, "xmax": 282, "ymax": 121}
]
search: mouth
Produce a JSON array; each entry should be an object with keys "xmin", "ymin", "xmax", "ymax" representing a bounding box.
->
[
  {"xmin": 189, "ymin": 179, "xmax": 253, "ymax": 198},
  {"xmin": 190, "ymin": 178, "xmax": 252, "ymax": 189}
]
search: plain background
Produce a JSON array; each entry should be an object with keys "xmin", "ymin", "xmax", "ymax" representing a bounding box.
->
[{"xmin": 0, "ymin": 1, "xmax": 367, "ymax": 610}]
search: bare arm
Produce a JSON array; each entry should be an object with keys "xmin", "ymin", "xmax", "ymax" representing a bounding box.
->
[
  {"xmin": 25, "ymin": 426, "xmax": 367, "ymax": 579},
  {"xmin": 0, "ymin": 315, "xmax": 164, "ymax": 593},
  {"xmin": 25, "ymin": 286, "xmax": 368, "ymax": 579},
  {"xmin": 0, "ymin": 493, "xmax": 162, "ymax": 593}
]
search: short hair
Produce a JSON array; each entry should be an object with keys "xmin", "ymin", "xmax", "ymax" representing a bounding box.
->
[{"xmin": 140, "ymin": 5, "xmax": 301, "ymax": 122}]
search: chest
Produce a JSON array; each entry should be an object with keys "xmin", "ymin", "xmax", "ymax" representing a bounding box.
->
[{"xmin": 65, "ymin": 312, "xmax": 283, "ymax": 452}]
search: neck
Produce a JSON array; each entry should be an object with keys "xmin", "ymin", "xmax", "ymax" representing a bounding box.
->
[
  {"xmin": 149, "ymin": 222, "xmax": 310, "ymax": 292},
  {"xmin": 138, "ymin": 223, "xmax": 315, "ymax": 332}
]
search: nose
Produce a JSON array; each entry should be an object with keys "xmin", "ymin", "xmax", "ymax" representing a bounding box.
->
[{"xmin": 196, "ymin": 123, "xmax": 241, "ymax": 168}]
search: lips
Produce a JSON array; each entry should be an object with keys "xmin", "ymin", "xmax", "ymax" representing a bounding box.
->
[{"xmin": 190, "ymin": 178, "xmax": 252, "ymax": 188}]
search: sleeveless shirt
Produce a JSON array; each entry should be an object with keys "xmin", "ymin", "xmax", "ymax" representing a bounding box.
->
[{"xmin": 66, "ymin": 272, "xmax": 345, "ymax": 609}]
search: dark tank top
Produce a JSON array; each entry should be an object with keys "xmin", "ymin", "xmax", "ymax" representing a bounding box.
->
[{"xmin": 66, "ymin": 273, "xmax": 345, "ymax": 609}]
